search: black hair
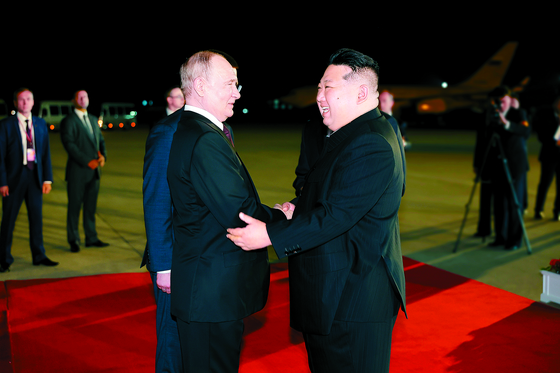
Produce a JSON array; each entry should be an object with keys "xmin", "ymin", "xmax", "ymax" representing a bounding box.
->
[
  {"xmin": 488, "ymin": 85, "xmax": 511, "ymax": 99},
  {"xmin": 328, "ymin": 48, "xmax": 379, "ymax": 77}
]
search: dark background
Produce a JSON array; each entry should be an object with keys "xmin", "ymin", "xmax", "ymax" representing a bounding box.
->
[{"xmin": 1, "ymin": 10, "xmax": 558, "ymax": 127}]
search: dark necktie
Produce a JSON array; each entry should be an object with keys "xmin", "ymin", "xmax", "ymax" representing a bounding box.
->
[
  {"xmin": 223, "ymin": 126, "xmax": 234, "ymax": 147},
  {"xmin": 83, "ymin": 114, "xmax": 94, "ymax": 138},
  {"xmin": 25, "ymin": 119, "xmax": 35, "ymax": 170}
]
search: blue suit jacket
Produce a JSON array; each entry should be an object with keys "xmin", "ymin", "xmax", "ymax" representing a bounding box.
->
[
  {"xmin": 0, "ymin": 115, "xmax": 53, "ymax": 188},
  {"xmin": 142, "ymin": 109, "xmax": 182, "ymax": 272},
  {"xmin": 268, "ymin": 108, "xmax": 407, "ymax": 335}
]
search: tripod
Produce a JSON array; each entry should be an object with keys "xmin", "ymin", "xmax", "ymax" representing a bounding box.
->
[{"xmin": 454, "ymin": 129, "xmax": 532, "ymax": 254}]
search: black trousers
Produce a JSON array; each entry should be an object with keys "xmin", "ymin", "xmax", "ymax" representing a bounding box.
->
[
  {"xmin": 303, "ymin": 316, "xmax": 398, "ymax": 373},
  {"xmin": 177, "ymin": 318, "xmax": 244, "ymax": 373},
  {"xmin": 535, "ymin": 160, "xmax": 560, "ymax": 214},
  {"xmin": 0, "ymin": 167, "xmax": 46, "ymax": 266},
  {"xmin": 66, "ymin": 171, "xmax": 100, "ymax": 245},
  {"xmin": 150, "ymin": 272, "xmax": 182, "ymax": 373}
]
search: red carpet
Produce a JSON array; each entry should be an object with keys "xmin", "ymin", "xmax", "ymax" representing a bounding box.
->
[{"xmin": 1, "ymin": 258, "xmax": 559, "ymax": 373}]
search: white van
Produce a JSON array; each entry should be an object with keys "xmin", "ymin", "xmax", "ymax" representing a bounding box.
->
[
  {"xmin": 98, "ymin": 102, "xmax": 137, "ymax": 130},
  {"xmin": 38, "ymin": 101, "xmax": 74, "ymax": 131}
]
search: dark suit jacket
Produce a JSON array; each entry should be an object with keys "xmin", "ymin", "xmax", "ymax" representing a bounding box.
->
[
  {"xmin": 60, "ymin": 111, "xmax": 107, "ymax": 182},
  {"xmin": 0, "ymin": 115, "xmax": 53, "ymax": 188},
  {"xmin": 142, "ymin": 109, "xmax": 182, "ymax": 272},
  {"xmin": 268, "ymin": 108, "xmax": 407, "ymax": 335},
  {"xmin": 533, "ymin": 106, "xmax": 560, "ymax": 163},
  {"xmin": 167, "ymin": 110, "xmax": 284, "ymax": 323},
  {"xmin": 474, "ymin": 107, "xmax": 530, "ymax": 180},
  {"xmin": 293, "ymin": 113, "xmax": 405, "ymax": 200}
]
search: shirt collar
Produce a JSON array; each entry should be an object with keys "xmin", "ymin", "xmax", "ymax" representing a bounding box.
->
[
  {"xmin": 75, "ymin": 108, "xmax": 88, "ymax": 118},
  {"xmin": 16, "ymin": 112, "xmax": 31, "ymax": 123},
  {"xmin": 183, "ymin": 105, "xmax": 223, "ymax": 130}
]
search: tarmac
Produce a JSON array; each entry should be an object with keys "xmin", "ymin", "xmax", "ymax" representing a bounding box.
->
[{"xmin": 2, "ymin": 122, "xmax": 559, "ymax": 307}]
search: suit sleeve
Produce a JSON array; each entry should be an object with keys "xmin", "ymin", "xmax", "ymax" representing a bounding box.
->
[
  {"xmin": 269, "ymin": 133, "xmax": 397, "ymax": 258},
  {"xmin": 143, "ymin": 125, "xmax": 174, "ymax": 272},
  {"xmin": 0, "ymin": 120, "xmax": 8, "ymax": 187},
  {"xmin": 39, "ymin": 121, "xmax": 53, "ymax": 183},
  {"xmin": 96, "ymin": 121, "xmax": 108, "ymax": 159},
  {"xmin": 190, "ymin": 131, "xmax": 282, "ymax": 229}
]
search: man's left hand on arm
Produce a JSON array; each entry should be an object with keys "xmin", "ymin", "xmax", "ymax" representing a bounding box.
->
[{"xmin": 227, "ymin": 212, "xmax": 272, "ymax": 250}]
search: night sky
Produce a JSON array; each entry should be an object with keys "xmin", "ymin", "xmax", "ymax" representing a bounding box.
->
[{"xmin": 1, "ymin": 12, "xmax": 558, "ymax": 121}]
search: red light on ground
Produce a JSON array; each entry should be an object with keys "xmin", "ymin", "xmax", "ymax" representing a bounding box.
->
[
  {"xmin": 119, "ymin": 123, "xmax": 124, "ymax": 128},
  {"xmin": 49, "ymin": 125, "xmax": 54, "ymax": 130},
  {"xmin": 130, "ymin": 122, "xmax": 136, "ymax": 128},
  {"xmin": 108, "ymin": 123, "xmax": 113, "ymax": 129}
]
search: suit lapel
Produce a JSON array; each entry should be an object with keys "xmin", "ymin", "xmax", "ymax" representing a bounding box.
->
[
  {"xmin": 11, "ymin": 116, "xmax": 24, "ymax": 156},
  {"xmin": 74, "ymin": 112, "xmax": 97, "ymax": 149},
  {"xmin": 31, "ymin": 116, "xmax": 41, "ymax": 162},
  {"xmin": 183, "ymin": 111, "xmax": 258, "ymax": 199}
]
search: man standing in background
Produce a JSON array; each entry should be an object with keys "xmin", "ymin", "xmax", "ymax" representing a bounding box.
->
[
  {"xmin": 0, "ymin": 88, "xmax": 58, "ymax": 272},
  {"xmin": 60, "ymin": 90, "xmax": 109, "ymax": 253}
]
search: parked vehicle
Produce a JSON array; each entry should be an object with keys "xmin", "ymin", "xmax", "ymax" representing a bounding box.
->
[
  {"xmin": 38, "ymin": 101, "xmax": 74, "ymax": 131},
  {"xmin": 98, "ymin": 102, "xmax": 137, "ymax": 130}
]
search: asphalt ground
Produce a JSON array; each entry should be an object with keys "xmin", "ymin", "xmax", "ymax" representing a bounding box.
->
[{"xmin": 2, "ymin": 123, "xmax": 559, "ymax": 306}]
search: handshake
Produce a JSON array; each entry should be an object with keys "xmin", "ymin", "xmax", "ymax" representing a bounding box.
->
[
  {"xmin": 87, "ymin": 151, "xmax": 106, "ymax": 170},
  {"xmin": 273, "ymin": 201, "xmax": 295, "ymax": 220},
  {"xmin": 227, "ymin": 202, "xmax": 295, "ymax": 251}
]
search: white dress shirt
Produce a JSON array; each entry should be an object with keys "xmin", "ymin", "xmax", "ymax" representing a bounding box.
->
[{"xmin": 16, "ymin": 112, "xmax": 35, "ymax": 166}]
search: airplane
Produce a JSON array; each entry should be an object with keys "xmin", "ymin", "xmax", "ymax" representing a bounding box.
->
[{"xmin": 278, "ymin": 42, "xmax": 525, "ymax": 118}]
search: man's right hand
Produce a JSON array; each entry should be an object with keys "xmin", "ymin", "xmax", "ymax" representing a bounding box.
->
[
  {"xmin": 0, "ymin": 186, "xmax": 8, "ymax": 197},
  {"xmin": 88, "ymin": 159, "xmax": 99, "ymax": 170},
  {"xmin": 157, "ymin": 272, "xmax": 171, "ymax": 294}
]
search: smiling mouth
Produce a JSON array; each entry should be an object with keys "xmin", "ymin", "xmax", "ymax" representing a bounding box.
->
[{"xmin": 320, "ymin": 106, "xmax": 330, "ymax": 116}]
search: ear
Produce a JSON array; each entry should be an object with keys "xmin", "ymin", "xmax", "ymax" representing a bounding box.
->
[
  {"xmin": 357, "ymin": 84, "xmax": 369, "ymax": 105},
  {"xmin": 193, "ymin": 77, "xmax": 205, "ymax": 97}
]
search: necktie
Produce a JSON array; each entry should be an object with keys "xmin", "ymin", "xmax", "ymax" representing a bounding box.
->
[
  {"xmin": 83, "ymin": 113, "xmax": 94, "ymax": 137},
  {"xmin": 25, "ymin": 119, "xmax": 35, "ymax": 170},
  {"xmin": 223, "ymin": 126, "xmax": 234, "ymax": 147}
]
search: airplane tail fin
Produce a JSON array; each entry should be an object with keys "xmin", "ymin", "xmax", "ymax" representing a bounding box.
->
[{"xmin": 459, "ymin": 41, "xmax": 518, "ymax": 89}]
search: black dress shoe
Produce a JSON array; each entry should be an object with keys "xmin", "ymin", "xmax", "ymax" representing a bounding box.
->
[
  {"xmin": 86, "ymin": 240, "xmax": 109, "ymax": 247},
  {"xmin": 0, "ymin": 264, "xmax": 10, "ymax": 273},
  {"xmin": 534, "ymin": 211, "xmax": 545, "ymax": 220},
  {"xmin": 70, "ymin": 242, "xmax": 80, "ymax": 252},
  {"xmin": 33, "ymin": 257, "xmax": 59, "ymax": 267}
]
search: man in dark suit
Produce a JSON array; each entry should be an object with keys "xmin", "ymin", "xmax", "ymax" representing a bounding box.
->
[
  {"xmin": 60, "ymin": 90, "xmax": 109, "ymax": 253},
  {"xmin": 167, "ymin": 50, "xmax": 287, "ymax": 372},
  {"xmin": 148, "ymin": 87, "xmax": 185, "ymax": 131},
  {"xmin": 474, "ymin": 86, "xmax": 530, "ymax": 250},
  {"xmin": 533, "ymin": 96, "xmax": 560, "ymax": 220},
  {"xmin": 0, "ymin": 88, "xmax": 58, "ymax": 272},
  {"xmin": 228, "ymin": 48, "xmax": 407, "ymax": 372}
]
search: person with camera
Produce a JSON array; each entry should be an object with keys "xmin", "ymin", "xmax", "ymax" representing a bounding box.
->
[{"xmin": 474, "ymin": 86, "xmax": 531, "ymax": 251}]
